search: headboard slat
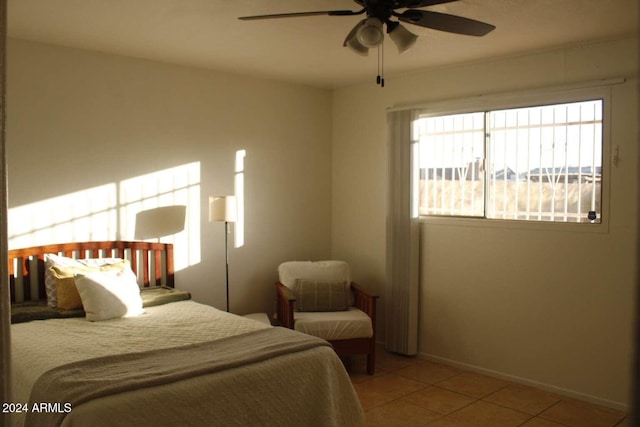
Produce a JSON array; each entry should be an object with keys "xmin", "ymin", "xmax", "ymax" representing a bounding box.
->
[
  {"xmin": 141, "ymin": 249, "xmax": 150, "ymax": 287},
  {"xmin": 167, "ymin": 246, "xmax": 175, "ymax": 286},
  {"xmin": 154, "ymin": 250, "xmax": 162, "ymax": 286},
  {"xmin": 130, "ymin": 250, "xmax": 139, "ymax": 284},
  {"xmin": 8, "ymin": 241, "xmax": 175, "ymax": 303}
]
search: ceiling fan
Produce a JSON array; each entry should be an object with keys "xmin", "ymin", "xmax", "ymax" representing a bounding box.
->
[{"xmin": 239, "ymin": 0, "xmax": 496, "ymax": 56}]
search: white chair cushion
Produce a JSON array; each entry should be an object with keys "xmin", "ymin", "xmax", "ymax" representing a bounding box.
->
[
  {"xmin": 278, "ymin": 261, "xmax": 351, "ymax": 289},
  {"xmin": 293, "ymin": 307, "xmax": 372, "ymax": 341}
]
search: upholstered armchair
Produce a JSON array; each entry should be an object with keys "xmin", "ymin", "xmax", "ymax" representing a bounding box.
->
[{"xmin": 275, "ymin": 261, "xmax": 378, "ymax": 374}]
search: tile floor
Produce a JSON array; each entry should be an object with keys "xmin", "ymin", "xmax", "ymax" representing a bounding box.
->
[{"xmin": 346, "ymin": 346, "xmax": 629, "ymax": 427}]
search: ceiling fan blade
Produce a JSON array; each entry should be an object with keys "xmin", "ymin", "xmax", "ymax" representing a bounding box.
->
[
  {"xmin": 394, "ymin": 0, "xmax": 459, "ymax": 7},
  {"xmin": 398, "ymin": 9, "xmax": 495, "ymax": 36},
  {"xmin": 239, "ymin": 10, "xmax": 364, "ymax": 21}
]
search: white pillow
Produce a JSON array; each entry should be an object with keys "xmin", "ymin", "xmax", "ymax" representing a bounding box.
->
[
  {"xmin": 278, "ymin": 261, "xmax": 351, "ymax": 290},
  {"xmin": 74, "ymin": 269, "xmax": 144, "ymax": 321},
  {"xmin": 44, "ymin": 254, "xmax": 126, "ymax": 308}
]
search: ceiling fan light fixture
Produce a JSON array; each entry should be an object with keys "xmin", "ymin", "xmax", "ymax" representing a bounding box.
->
[
  {"xmin": 356, "ymin": 17, "xmax": 384, "ymax": 48},
  {"xmin": 346, "ymin": 38, "xmax": 369, "ymax": 55},
  {"xmin": 344, "ymin": 20, "xmax": 370, "ymax": 56},
  {"xmin": 388, "ymin": 22, "xmax": 418, "ymax": 54},
  {"xmin": 345, "ymin": 38, "xmax": 369, "ymax": 55}
]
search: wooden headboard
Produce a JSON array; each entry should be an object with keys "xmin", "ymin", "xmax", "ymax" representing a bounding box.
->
[{"xmin": 8, "ymin": 241, "xmax": 174, "ymax": 303}]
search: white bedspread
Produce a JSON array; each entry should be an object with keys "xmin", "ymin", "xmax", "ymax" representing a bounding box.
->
[{"xmin": 11, "ymin": 300, "xmax": 364, "ymax": 427}]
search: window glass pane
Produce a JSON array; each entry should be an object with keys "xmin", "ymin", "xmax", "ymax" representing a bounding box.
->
[
  {"xmin": 486, "ymin": 100, "xmax": 602, "ymax": 222},
  {"xmin": 416, "ymin": 112, "xmax": 485, "ymax": 217},
  {"xmin": 415, "ymin": 98, "xmax": 603, "ymax": 224}
]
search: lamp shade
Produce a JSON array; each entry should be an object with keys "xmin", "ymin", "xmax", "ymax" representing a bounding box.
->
[
  {"xmin": 343, "ymin": 20, "xmax": 369, "ymax": 56},
  {"xmin": 357, "ymin": 17, "xmax": 384, "ymax": 48},
  {"xmin": 134, "ymin": 205, "xmax": 186, "ymax": 240},
  {"xmin": 209, "ymin": 196, "xmax": 237, "ymax": 222},
  {"xmin": 388, "ymin": 23, "xmax": 418, "ymax": 54}
]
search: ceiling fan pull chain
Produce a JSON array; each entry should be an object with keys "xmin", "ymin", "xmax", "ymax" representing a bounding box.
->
[
  {"xmin": 376, "ymin": 44, "xmax": 381, "ymax": 85},
  {"xmin": 376, "ymin": 43, "xmax": 385, "ymax": 87},
  {"xmin": 381, "ymin": 43, "xmax": 385, "ymax": 87}
]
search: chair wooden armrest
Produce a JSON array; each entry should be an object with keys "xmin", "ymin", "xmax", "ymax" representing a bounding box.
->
[
  {"xmin": 350, "ymin": 282, "xmax": 379, "ymax": 375},
  {"xmin": 275, "ymin": 281, "xmax": 295, "ymax": 329},
  {"xmin": 350, "ymin": 282, "xmax": 378, "ymax": 318}
]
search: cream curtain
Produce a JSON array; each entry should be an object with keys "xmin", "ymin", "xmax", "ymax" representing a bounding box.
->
[
  {"xmin": 0, "ymin": 0, "xmax": 10, "ymax": 424},
  {"xmin": 385, "ymin": 109, "xmax": 420, "ymax": 356}
]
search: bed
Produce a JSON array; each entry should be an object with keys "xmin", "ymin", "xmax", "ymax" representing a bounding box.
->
[{"xmin": 8, "ymin": 241, "xmax": 364, "ymax": 427}]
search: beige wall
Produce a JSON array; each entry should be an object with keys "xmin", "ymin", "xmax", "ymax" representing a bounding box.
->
[
  {"xmin": 332, "ymin": 37, "xmax": 638, "ymax": 409},
  {"xmin": 6, "ymin": 38, "xmax": 333, "ymax": 315}
]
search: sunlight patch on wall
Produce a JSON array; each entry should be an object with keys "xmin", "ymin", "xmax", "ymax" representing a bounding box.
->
[
  {"xmin": 234, "ymin": 149, "xmax": 246, "ymax": 248},
  {"xmin": 120, "ymin": 162, "xmax": 201, "ymax": 270},
  {"xmin": 8, "ymin": 184, "xmax": 118, "ymax": 249},
  {"xmin": 8, "ymin": 162, "xmax": 201, "ymax": 271}
]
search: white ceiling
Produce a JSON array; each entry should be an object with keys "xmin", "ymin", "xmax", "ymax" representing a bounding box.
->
[{"xmin": 7, "ymin": 0, "xmax": 640, "ymax": 89}]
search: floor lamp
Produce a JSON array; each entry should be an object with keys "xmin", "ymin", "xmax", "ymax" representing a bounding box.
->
[{"xmin": 209, "ymin": 196, "xmax": 237, "ymax": 312}]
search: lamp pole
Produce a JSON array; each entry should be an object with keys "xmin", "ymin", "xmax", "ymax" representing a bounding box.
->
[
  {"xmin": 224, "ymin": 220, "xmax": 230, "ymax": 312},
  {"xmin": 209, "ymin": 195, "xmax": 236, "ymax": 313}
]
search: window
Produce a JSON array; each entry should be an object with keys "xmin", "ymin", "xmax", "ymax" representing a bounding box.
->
[{"xmin": 416, "ymin": 99, "xmax": 603, "ymax": 223}]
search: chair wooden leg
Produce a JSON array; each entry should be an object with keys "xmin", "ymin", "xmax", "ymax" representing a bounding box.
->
[{"xmin": 367, "ymin": 341, "xmax": 375, "ymax": 375}]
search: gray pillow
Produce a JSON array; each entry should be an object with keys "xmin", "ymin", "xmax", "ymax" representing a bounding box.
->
[
  {"xmin": 293, "ymin": 279, "xmax": 350, "ymax": 312},
  {"xmin": 11, "ymin": 301, "xmax": 84, "ymax": 324}
]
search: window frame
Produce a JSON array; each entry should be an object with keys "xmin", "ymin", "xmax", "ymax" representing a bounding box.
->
[{"xmin": 413, "ymin": 85, "xmax": 612, "ymax": 233}]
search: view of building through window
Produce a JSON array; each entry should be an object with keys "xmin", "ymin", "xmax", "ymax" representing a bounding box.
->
[{"xmin": 416, "ymin": 99, "xmax": 603, "ymax": 223}]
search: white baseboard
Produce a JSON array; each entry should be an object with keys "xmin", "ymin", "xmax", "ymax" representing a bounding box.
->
[{"xmin": 418, "ymin": 352, "xmax": 629, "ymax": 413}]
